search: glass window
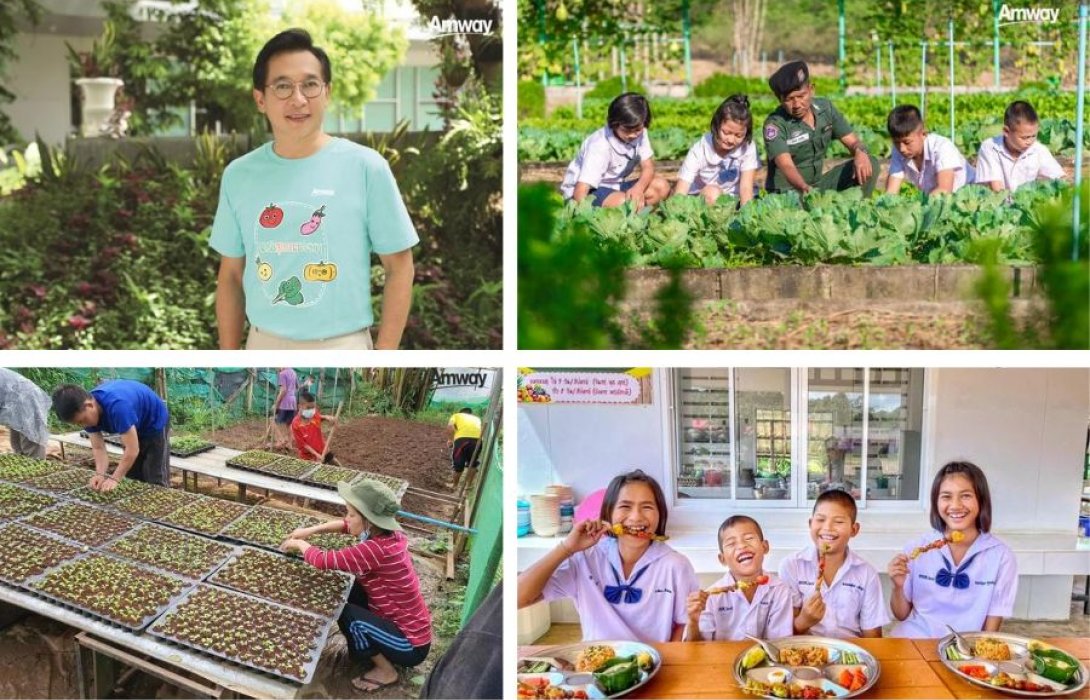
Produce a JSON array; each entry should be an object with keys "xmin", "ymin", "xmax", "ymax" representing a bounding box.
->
[
  {"xmin": 735, "ymin": 369, "xmax": 792, "ymax": 501},
  {"xmin": 806, "ymin": 369, "xmax": 865, "ymax": 501},
  {"xmin": 866, "ymin": 368, "xmax": 924, "ymax": 501},
  {"xmin": 676, "ymin": 369, "xmax": 731, "ymax": 499}
]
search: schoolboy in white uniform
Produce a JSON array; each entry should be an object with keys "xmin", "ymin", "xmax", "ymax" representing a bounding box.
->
[
  {"xmin": 685, "ymin": 515, "xmax": 794, "ymax": 641},
  {"xmin": 885, "ymin": 105, "xmax": 974, "ymax": 195},
  {"xmin": 674, "ymin": 95, "xmax": 761, "ymax": 205},
  {"xmin": 560, "ymin": 93, "xmax": 670, "ymax": 208},
  {"xmin": 975, "ymin": 100, "xmax": 1064, "ymax": 193},
  {"xmin": 889, "ymin": 461, "xmax": 1018, "ymax": 638},
  {"xmin": 779, "ymin": 490, "xmax": 889, "ymax": 638}
]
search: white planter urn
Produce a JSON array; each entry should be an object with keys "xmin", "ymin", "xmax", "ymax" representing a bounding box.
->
[{"xmin": 75, "ymin": 77, "xmax": 123, "ymax": 137}]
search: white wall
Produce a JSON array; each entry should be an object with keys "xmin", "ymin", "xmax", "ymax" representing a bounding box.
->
[
  {"xmin": 8, "ymin": 33, "xmax": 87, "ymax": 145},
  {"xmin": 517, "ymin": 387, "xmax": 666, "ymax": 500},
  {"xmin": 930, "ymin": 368, "xmax": 1088, "ymax": 533}
]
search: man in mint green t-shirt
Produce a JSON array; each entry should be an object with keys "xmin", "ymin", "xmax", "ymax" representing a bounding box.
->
[{"xmin": 211, "ymin": 28, "xmax": 417, "ymax": 350}]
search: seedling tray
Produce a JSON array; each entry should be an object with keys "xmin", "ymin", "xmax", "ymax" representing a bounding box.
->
[
  {"xmin": 23, "ymin": 469, "xmax": 94, "ymax": 493},
  {"xmin": 348, "ymin": 470, "xmax": 408, "ymax": 500},
  {"xmin": 111, "ymin": 487, "xmax": 205, "ymax": 520},
  {"xmin": 157, "ymin": 496, "xmax": 250, "ymax": 537},
  {"xmin": 299, "ymin": 464, "xmax": 363, "ymax": 488},
  {"xmin": 218, "ymin": 506, "xmax": 321, "ymax": 551},
  {"xmin": 104, "ymin": 523, "xmax": 239, "ymax": 581},
  {"xmin": 67, "ymin": 479, "xmax": 156, "ymax": 506},
  {"xmin": 208, "ymin": 546, "xmax": 353, "ymax": 618},
  {"xmin": 0, "ymin": 455, "xmax": 66, "ymax": 483},
  {"xmin": 308, "ymin": 532, "xmax": 360, "ymax": 551},
  {"xmin": 168, "ymin": 436, "xmax": 217, "ymax": 458},
  {"xmin": 0, "ymin": 482, "xmax": 57, "ymax": 521},
  {"xmin": 21, "ymin": 502, "xmax": 139, "ymax": 547},
  {"xmin": 253, "ymin": 456, "xmax": 321, "ymax": 482},
  {"xmin": 0, "ymin": 522, "xmax": 86, "ymax": 585},
  {"xmin": 25, "ymin": 551, "xmax": 195, "ymax": 632},
  {"xmin": 225, "ymin": 450, "xmax": 285, "ymax": 471},
  {"xmin": 148, "ymin": 584, "xmax": 332, "ymax": 685}
]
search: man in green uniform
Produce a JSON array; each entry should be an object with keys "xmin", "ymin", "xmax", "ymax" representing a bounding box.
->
[{"xmin": 763, "ymin": 61, "xmax": 878, "ymax": 196}]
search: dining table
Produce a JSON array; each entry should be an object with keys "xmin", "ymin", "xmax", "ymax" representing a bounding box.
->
[{"xmin": 519, "ymin": 637, "xmax": 1090, "ymax": 699}]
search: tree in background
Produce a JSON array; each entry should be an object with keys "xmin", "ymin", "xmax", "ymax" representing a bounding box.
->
[
  {"xmin": 731, "ymin": 0, "xmax": 766, "ymax": 68},
  {"xmin": 0, "ymin": 0, "xmax": 42, "ymax": 144}
]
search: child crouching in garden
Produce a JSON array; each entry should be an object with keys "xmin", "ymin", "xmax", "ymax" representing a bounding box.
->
[
  {"xmin": 280, "ymin": 479, "xmax": 431, "ymax": 692},
  {"xmin": 673, "ymin": 94, "xmax": 760, "ymax": 206},
  {"xmin": 560, "ymin": 92, "xmax": 670, "ymax": 209}
]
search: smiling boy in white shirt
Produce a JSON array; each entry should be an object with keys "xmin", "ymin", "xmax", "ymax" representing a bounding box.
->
[{"xmin": 974, "ymin": 100, "xmax": 1064, "ymax": 193}]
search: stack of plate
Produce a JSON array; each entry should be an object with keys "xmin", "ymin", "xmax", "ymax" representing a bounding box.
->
[
  {"xmin": 517, "ymin": 499, "xmax": 531, "ymax": 537},
  {"xmin": 530, "ymin": 494, "xmax": 560, "ymax": 537},
  {"xmin": 547, "ymin": 485, "xmax": 576, "ymax": 535}
]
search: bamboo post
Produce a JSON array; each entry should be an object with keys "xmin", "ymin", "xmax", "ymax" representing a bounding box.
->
[
  {"xmin": 319, "ymin": 402, "xmax": 345, "ymax": 463},
  {"xmin": 948, "ymin": 18, "xmax": 955, "ymax": 139}
]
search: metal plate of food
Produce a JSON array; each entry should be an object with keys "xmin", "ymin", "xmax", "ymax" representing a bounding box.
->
[
  {"xmin": 938, "ymin": 632, "xmax": 1087, "ymax": 697},
  {"xmin": 517, "ymin": 641, "xmax": 661, "ymax": 698},
  {"xmin": 733, "ymin": 636, "xmax": 881, "ymax": 699}
]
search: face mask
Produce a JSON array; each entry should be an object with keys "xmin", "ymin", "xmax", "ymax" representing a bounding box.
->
[{"xmin": 301, "ymin": 408, "xmax": 315, "ymax": 419}]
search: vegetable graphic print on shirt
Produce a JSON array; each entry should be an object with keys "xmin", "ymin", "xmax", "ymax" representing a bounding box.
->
[{"xmin": 253, "ymin": 201, "xmax": 336, "ymax": 308}]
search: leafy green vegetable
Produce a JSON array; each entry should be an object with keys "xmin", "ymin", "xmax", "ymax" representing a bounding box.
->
[{"xmin": 272, "ymin": 276, "xmax": 304, "ymax": 305}]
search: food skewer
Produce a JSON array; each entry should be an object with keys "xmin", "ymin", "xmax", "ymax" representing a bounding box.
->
[
  {"xmin": 816, "ymin": 543, "xmax": 830, "ymax": 592},
  {"xmin": 610, "ymin": 523, "xmax": 669, "ymax": 541},
  {"xmin": 909, "ymin": 530, "xmax": 964, "ymax": 559},
  {"xmin": 706, "ymin": 574, "xmax": 769, "ymax": 595}
]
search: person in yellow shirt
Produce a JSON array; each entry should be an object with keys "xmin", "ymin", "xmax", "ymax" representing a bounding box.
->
[{"xmin": 447, "ymin": 407, "xmax": 482, "ymax": 489}]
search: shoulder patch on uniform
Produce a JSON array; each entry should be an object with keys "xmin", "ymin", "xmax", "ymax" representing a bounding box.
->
[{"xmin": 764, "ymin": 124, "xmax": 779, "ymax": 141}]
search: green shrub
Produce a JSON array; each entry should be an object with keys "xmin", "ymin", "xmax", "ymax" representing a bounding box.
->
[
  {"xmin": 518, "ymin": 80, "xmax": 546, "ymax": 119},
  {"xmin": 694, "ymin": 72, "xmax": 839, "ymax": 98},
  {"xmin": 584, "ymin": 76, "xmax": 648, "ymax": 100}
]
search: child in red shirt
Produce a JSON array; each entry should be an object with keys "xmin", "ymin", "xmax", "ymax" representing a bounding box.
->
[{"xmin": 290, "ymin": 391, "xmax": 340, "ymax": 464}]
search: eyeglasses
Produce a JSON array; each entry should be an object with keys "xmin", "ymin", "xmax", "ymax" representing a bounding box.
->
[{"xmin": 266, "ymin": 79, "xmax": 326, "ymax": 100}]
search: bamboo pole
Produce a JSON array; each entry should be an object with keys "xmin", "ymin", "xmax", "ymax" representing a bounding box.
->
[{"xmin": 319, "ymin": 402, "xmax": 345, "ymax": 463}]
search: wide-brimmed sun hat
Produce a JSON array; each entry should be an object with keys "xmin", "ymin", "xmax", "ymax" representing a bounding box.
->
[{"xmin": 337, "ymin": 479, "xmax": 402, "ymax": 531}]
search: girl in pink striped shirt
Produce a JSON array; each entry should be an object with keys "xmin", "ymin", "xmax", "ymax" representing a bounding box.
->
[{"xmin": 281, "ymin": 479, "xmax": 432, "ymax": 692}]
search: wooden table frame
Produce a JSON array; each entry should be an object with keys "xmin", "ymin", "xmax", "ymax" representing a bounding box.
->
[{"xmin": 520, "ymin": 638, "xmax": 1090, "ymax": 699}]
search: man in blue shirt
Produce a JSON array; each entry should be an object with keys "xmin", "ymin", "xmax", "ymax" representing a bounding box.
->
[{"xmin": 52, "ymin": 380, "xmax": 170, "ymax": 490}]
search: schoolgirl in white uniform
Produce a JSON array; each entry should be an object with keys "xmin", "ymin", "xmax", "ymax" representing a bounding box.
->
[
  {"xmin": 888, "ymin": 461, "xmax": 1018, "ymax": 637},
  {"xmin": 516, "ymin": 470, "xmax": 699, "ymax": 642},
  {"xmin": 673, "ymin": 94, "xmax": 761, "ymax": 206},
  {"xmin": 685, "ymin": 515, "xmax": 794, "ymax": 641}
]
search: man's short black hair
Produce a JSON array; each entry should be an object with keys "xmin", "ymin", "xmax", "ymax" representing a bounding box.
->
[
  {"xmin": 607, "ymin": 93, "xmax": 653, "ymax": 130},
  {"xmin": 887, "ymin": 105, "xmax": 924, "ymax": 139},
  {"xmin": 1004, "ymin": 100, "xmax": 1039, "ymax": 128},
  {"xmin": 459, "ymin": 407, "xmax": 474, "ymax": 414},
  {"xmin": 252, "ymin": 28, "xmax": 332, "ymax": 91},
  {"xmin": 769, "ymin": 60, "xmax": 810, "ymax": 100},
  {"xmin": 52, "ymin": 384, "xmax": 91, "ymax": 423},
  {"xmin": 299, "ymin": 391, "xmax": 316, "ymax": 403}
]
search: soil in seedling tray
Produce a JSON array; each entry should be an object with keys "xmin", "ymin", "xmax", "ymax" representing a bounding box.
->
[
  {"xmin": 0, "ymin": 455, "xmax": 65, "ymax": 483},
  {"xmin": 24, "ymin": 468, "xmax": 93, "ymax": 493},
  {"xmin": 0, "ymin": 523, "xmax": 85, "ymax": 584},
  {"xmin": 352, "ymin": 470, "xmax": 409, "ymax": 499},
  {"xmin": 301, "ymin": 464, "xmax": 361, "ymax": 487},
  {"xmin": 256, "ymin": 456, "xmax": 319, "ymax": 481},
  {"xmin": 158, "ymin": 497, "xmax": 249, "ymax": 537},
  {"xmin": 149, "ymin": 584, "xmax": 328, "ymax": 683},
  {"xmin": 209, "ymin": 547, "xmax": 352, "ymax": 617},
  {"xmin": 0, "ymin": 482, "xmax": 56, "ymax": 521},
  {"xmin": 23, "ymin": 502, "xmax": 138, "ymax": 546},
  {"xmin": 68, "ymin": 479, "xmax": 156, "ymax": 506},
  {"xmin": 112, "ymin": 488, "xmax": 204, "ymax": 520},
  {"xmin": 226, "ymin": 450, "xmax": 284, "ymax": 470},
  {"xmin": 28, "ymin": 552, "xmax": 192, "ymax": 630},
  {"xmin": 105, "ymin": 523, "xmax": 237, "ymax": 580},
  {"xmin": 169, "ymin": 435, "xmax": 216, "ymax": 457},
  {"xmin": 219, "ymin": 506, "xmax": 320, "ymax": 550},
  {"xmin": 309, "ymin": 532, "xmax": 360, "ymax": 550}
]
